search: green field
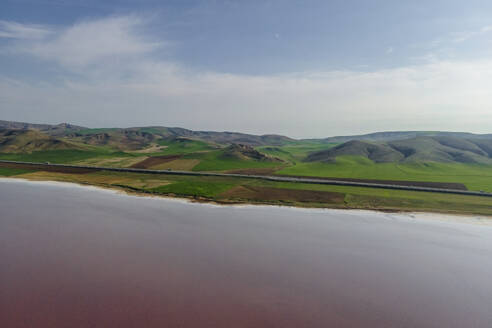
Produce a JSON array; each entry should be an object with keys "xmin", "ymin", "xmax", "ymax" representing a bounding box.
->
[
  {"xmin": 155, "ymin": 138, "xmax": 215, "ymax": 155},
  {"xmin": 1, "ymin": 165, "xmax": 491, "ymax": 216},
  {"xmin": 0, "ymin": 149, "xmax": 133, "ymax": 164},
  {"xmin": 188, "ymin": 150, "xmax": 281, "ymax": 171},
  {"xmin": 0, "ymin": 167, "xmax": 34, "ymax": 176},
  {"xmin": 2, "ymin": 128, "xmax": 492, "ymax": 211},
  {"xmin": 257, "ymin": 141, "xmax": 338, "ymax": 162},
  {"xmin": 151, "ymin": 178, "xmax": 239, "ymax": 197},
  {"xmin": 277, "ymin": 156, "xmax": 492, "ymax": 192}
]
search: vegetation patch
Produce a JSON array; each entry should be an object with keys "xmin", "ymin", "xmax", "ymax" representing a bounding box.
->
[
  {"xmin": 74, "ymin": 156, "xmax": 147, "ymax": 168},
  {"xmin": 190, "ymin": 150, "xmax": 281, "ymax": 171},
  {"xmin": 0, "ymin": 167, "xmax": 34, "ymax": 176},
  {"xmin": 131, "ymin": 155, "xmax": 182, "ymax": 169},
  {"xmin": 0, "ymin": 149, "xmax": 123, "ymax": 164},
  {"xmin": 151, "ymin": 179, "xmax": 237, "ymax": 198},
  {"xmin": 277, "ymin": 156, "xmax": 492, "ymax": 192},
  {"xmin": 156, "ymin": 138, "xmax": 215, "ymax": 155},
  {"xmin": 257, "ymin": 141, "xmax": 338, "ymax": 162},
  {"xmin": 0, "ymin": 162, "xmax": 95, "ymax": 174},
  {"xmin": 150, "ymin": 159, "xmax": 200, "ymax": 171}
]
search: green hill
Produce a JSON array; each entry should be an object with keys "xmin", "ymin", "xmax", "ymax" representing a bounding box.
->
[
  {"xmin": 0, "ymin": 129, "xmax": 85, "ymax": 153},
  {"xmin": 306, "ymin": 136, "xmax": 492, "ymax": 164},
  {"xmin": 221, "ymin": 144, "xmax": 283, "ymax": 162},
  {"xmin": 316, "ymin": 131, "xmax": 492, "ymax": 143},
  {"xmin": 306, "ymin": 140, "xmax": 403, "ymax": 163}
]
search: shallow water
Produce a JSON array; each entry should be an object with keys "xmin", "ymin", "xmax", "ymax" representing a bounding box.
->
[{"xmin": 1, "ymin": 179, "xmax": 491, "ymax": 328}]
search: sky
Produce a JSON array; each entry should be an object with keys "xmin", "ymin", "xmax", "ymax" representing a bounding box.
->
[{"xmin": 1, "ymin": 0, "xmax": 492, "ymax": 138}]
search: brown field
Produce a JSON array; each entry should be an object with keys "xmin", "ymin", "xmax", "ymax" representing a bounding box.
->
[
  {"xmin": 130, "ymin": 155, "xmax": 182, "ymax": 169},
  {"xmin": 13, "ymin": 171, "xmax": 170, "ymax": 189},
  {"xmin": 220, "ymin": 185, "xmax": 345, "ymax": 204},
  {"xmin": 75, "ymin": 156, "xmax": 147, "ymax": 168}
]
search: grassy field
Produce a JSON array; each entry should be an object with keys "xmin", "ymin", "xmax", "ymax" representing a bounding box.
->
[
  {"xmin": 1, "ymin": 164, "xmax": 491, "ymax": 216},
  {"xmin": 0, "ymin": 149, "xmax": 129, "ymax": 164},
  {"xmin": 151, "ymin": 178, "xmax": 239, "ymax": 197},
  {"xmin": 188, "ymin": 150, "xmax": 282, "ymax": 171},
  {"xmin": 154, "ymin": 138, "xmax": 215, "ymax": 155},
  {"xmin": 257, "ymin": 141, "xmax": 338, "ymax": 162},
  {"xmin": 277, "ymin": 156, "xmax": 492, "ymax": 192},
  {"xmin": 2, "ymin": 134, "xmax": 492, "ymax": 198},
  {"xmin": 0, "ymin": 167, "xmax": 34, "ymax": 176}
]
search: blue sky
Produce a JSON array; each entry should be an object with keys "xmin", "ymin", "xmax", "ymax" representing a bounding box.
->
[{"xmin": 1, "ymin": 0, "xmax": 492, "ymax": 137}]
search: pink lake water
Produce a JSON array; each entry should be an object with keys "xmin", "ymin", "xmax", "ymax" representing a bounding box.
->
[{"xmin": 1, "ymin": 179, "xmax": 491, "ymax": 328}]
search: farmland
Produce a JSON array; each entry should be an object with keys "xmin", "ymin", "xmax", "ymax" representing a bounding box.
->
[{"xmin": 1, "ymin": 121, "xmax": 492, "ymax": 215}]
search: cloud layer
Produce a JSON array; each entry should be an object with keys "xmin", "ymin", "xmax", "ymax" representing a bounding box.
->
[
  {"xmin": 1, "ymin": 16, "xmax": 492, "ymax": 138},
  {"xmin": 0, "ymin": 20, "xmax": 51, "ymax": 39}
]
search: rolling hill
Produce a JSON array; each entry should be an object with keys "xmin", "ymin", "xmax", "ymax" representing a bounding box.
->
[
  {"xmin": 306, "ymin": 136, "xmax": 492, "ymax": 164},
  {"xmin": 2, "ymin": 120, "xmax": 492, "ymax": 194},
  {"xmin": 0, "ymin": 120, "xmax": 294, "ymax": 147},
  {"xmin": 220, "ymin": 144, "xmax": 283, "ymax": 162},
  {"xmin": 317, "ymin": 131, "xmax": 492, "ymax": 143},
  {"xmin": 2, "ymin": 119, "xmax": 492, "ymax": 167},
  {"xmin": 0, "ymin": 129, "xmax": 85, "ymax": 153}
]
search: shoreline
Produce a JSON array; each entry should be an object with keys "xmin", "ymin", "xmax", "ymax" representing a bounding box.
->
[{"xmin": 2, "ymin": 176, "xmax": 491, "ymax": 224}]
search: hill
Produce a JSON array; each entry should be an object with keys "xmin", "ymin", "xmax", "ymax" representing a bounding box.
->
[
  {"xmin": 0, "ymin": 120, "xmax": 86, "ymax": 136},
  {"xmin": 0, "ymin": 120, "xmax": 295, "ymax": 147},
  {"xmin": 306, "ymin": 140, "xmax": 403, "ymax": 163},
  {"xmin": 0, "ymin": 129, "xmax": 85, "ymax": 153},
  {"xmin": 317, "ymin": 131, "xmax": 492, "ymax": 143},
  {"xmin": 220, "ymin": 144, "xmax": 283, "ymax": 162},
  {"xmin": 306, "ymin": 136, "xmax": 492, "ymax": 164},
  {"xmin": 5, "ymin": 119, "xmax": 492, "ymax": 147},
  {"xmin": 75, "ymin": 130, "xmax": 158, "ymax": 151}
]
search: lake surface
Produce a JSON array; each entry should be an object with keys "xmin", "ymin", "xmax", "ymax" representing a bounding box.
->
[{"xmin": 1, "ymin": 178, "xmax": 492, "ymax": 328}]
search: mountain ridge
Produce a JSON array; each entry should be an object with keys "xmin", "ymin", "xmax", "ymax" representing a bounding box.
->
[{"xmin": 3, "ymin": 119, "xmax": 492, "ymax": 144}]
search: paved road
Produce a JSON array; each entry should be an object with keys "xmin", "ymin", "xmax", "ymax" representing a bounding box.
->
[{"xmin": 1, "ymin": 160, "xmax": 491, "ymax": 198}]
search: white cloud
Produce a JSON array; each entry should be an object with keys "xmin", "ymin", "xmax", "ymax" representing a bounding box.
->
[
  {"xmin": 0, "ymin": 20, "xmax": 51, "ymax": 39},
  {"xmin": 2, "ymin": 59, "xmax": 492, "ymax": 137},
  {"xmin": 1, "ymin": 16, "xmax": 492, "ymax": 137},
  {"xmin": 7, "ymin": 16, "xmax": 161, "ymax": 68},
  {"xmin": 451, "ymin": 24, "xmax": 492, "ymax": 43}
]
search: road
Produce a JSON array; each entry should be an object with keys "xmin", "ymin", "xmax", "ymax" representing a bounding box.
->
[{"xmin": 1, "ymin": 160, "xmax": 491, "ymax": 198}]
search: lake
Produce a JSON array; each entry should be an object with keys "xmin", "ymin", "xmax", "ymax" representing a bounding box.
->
[{"xmin": 1, "ymin": 178, "xmax": 491, "ymax": 328}]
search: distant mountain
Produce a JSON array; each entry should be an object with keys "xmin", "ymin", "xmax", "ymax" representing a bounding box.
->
[
  {"xmin": 0, "ymin": 120, "xmax": 295, "ymax": 147},
  {"xmin": 152, "ymin": 128, "xmax": 294, "ymax": 146},
  {"xmin": 0, "ymin": 129, "xmax": 85, "ymax": 153},
  {"xmin": 318, "ymin": 131, "xmax": 492, "ymax": 143},
  {"xmin": 0, "ymin": 120, "xmax": 86, "ymax": 136},
  {"xmin": 2, "ymin": 119, "xmax": 492, "ymax": 152},
  {"xmin": 306, "ymin": 136, "xmax": 492, "ymax": 164}
]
